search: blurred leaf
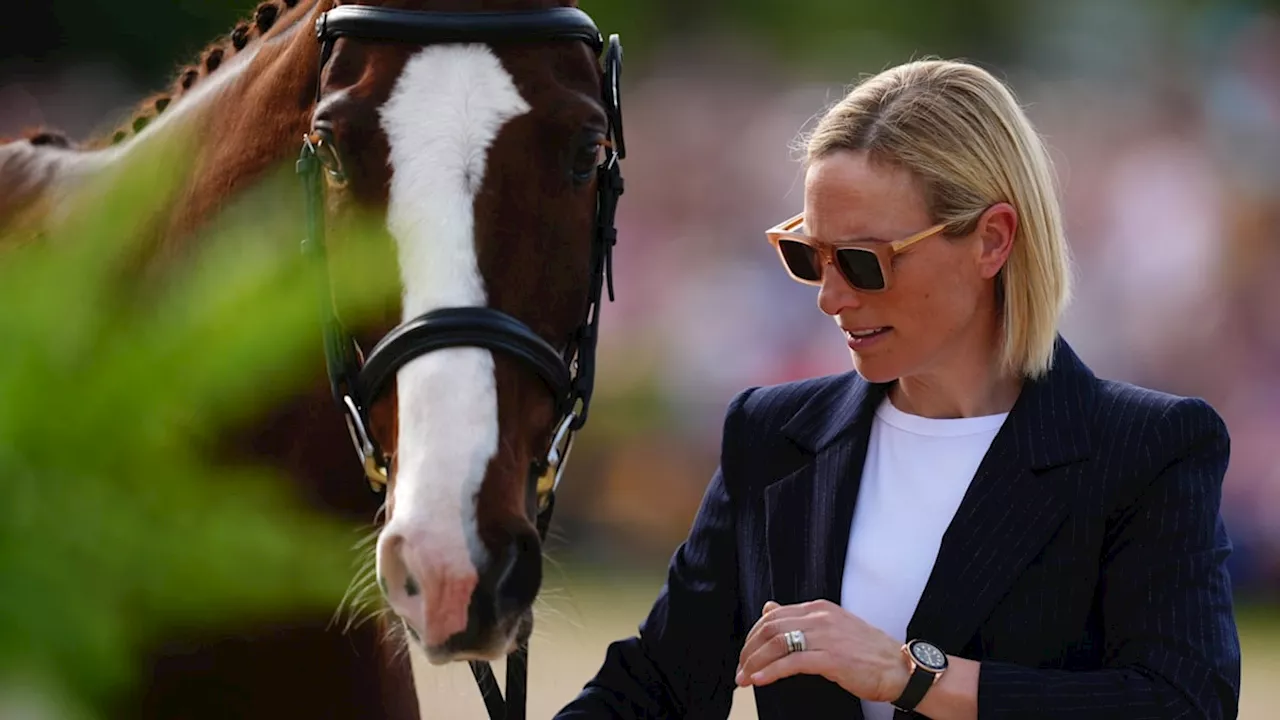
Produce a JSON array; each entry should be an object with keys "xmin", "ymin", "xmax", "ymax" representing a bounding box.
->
[{"xmin": 0, "ymin": 129, "xmax": 397, "ymax": 714}]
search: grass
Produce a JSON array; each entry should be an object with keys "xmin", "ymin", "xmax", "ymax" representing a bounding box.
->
[{"xmin": 408, "ymin": 566, "xmax": 1280, "ymax": 719}]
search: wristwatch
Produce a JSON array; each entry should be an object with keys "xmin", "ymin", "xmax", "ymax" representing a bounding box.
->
[{"xmin": 891, "ymin": 639, "xmax": 948, "ymax": 712}]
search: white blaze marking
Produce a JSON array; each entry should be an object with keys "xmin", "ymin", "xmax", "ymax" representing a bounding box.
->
[{"xmin": 376, "ymin": 45, "xmax": 530, "ymax": 573}]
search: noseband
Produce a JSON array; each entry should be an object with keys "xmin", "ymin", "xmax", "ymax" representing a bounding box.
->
[{"xmin": 295, "ymin": 6, "xmax": 625, "ymax": 720}]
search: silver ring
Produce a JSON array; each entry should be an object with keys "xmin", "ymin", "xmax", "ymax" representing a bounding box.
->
[{"xmin": 783, "ymin": 629, "xmax": 807, "ymax": 654}]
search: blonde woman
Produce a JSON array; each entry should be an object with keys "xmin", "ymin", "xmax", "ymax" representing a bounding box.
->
[{"xmin": 557, "ymin": 60, "xmax": 1240, "ymax": 720}]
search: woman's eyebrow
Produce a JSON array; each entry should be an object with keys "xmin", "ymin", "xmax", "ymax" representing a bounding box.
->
[{"xmin": 828, "ymin": 232, "xmax": 890, "ymax": 244}]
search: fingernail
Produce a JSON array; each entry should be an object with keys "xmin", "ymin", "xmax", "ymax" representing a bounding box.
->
[{"xmin": 735, "ymin": 670, "xmax": 744, "ymax": 686}]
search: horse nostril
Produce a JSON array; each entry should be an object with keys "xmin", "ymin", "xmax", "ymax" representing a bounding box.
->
[
  {"xmin": 494, "ymin": 529, "xmax": 542, "ymax": 615},
  {"xmin": 377, "ymin": 533, "xmax": 408, "ymax": 603}
]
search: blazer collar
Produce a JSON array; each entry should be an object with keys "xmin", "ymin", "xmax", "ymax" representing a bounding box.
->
[
  {"xmin": 765, "ymin": 336, "xmax": 1097, "ymax": 634},
  {"xmin": 766, "ymin": 370, "xmax": 887, "ymax": 608},
  {"xmin": 778, "ymin": 370, "xmax": 886, "ymax": 454},
  {"xmin": 778, "ymin": 336, "xmax": 1095, "ymax": 468}
]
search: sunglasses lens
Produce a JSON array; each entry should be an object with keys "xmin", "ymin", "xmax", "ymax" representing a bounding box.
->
[
  {"xmin": 777, "ymin": 240, "xmax": 822, "ymax": 282},
  {"xmin": 835, "ymin": 249, "xmax": 886, "ymax": 290}
]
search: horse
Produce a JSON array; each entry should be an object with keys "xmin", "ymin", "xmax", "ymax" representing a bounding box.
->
[{"xmin": 0, "ymin": 1, "xmax": 626, "ymax": 718}]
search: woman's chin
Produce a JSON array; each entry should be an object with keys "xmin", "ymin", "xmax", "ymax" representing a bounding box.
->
[{"xmin": 849, "ymin": 351, "xmax": 902, "ymax": 385}]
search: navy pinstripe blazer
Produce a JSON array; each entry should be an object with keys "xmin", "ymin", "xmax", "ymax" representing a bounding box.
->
[{"xmin": 555, "ymin": 337, "xmax": 1241, "ymax": 719}]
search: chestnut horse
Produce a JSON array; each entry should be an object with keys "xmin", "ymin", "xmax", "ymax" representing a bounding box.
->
[{"xmin": 0, "ymin": 1, "xmax": 625, "ymax": 718}]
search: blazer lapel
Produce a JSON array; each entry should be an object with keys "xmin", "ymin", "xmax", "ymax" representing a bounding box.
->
[
  {"xmin": 759, "ymin": 373, "xmax": 887, "ymax": 720},
  {"xmin": 905, "ymin": 338, "xmax": 1095, "ymax": 653},
  {"xmin": 764, "ymin": 374, "xmax": 888, "ymax": 607}
]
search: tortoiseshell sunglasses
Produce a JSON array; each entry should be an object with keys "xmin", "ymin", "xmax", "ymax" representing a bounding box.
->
[{"xmin": 765, "ymin": 212, "xmax": 947, "ymax": 292}]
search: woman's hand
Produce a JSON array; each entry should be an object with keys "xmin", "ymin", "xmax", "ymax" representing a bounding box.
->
[{"xmin": 735, "ymin": 599, "xmax": 909, "ymax": 702}]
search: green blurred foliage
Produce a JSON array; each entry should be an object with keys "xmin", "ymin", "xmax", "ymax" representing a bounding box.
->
[
  {"xmin": 3, "ymin": 0, "xmax": 1279, "ymax": 89},
  {"xmin": 1, "ymin": 1, "xmax": 257, "ymax": 82},
  {"xmin": 3, "ymin": 0, "xmax": 1017, "ymax": 83},
  {"xmin": 0, "ymin": 133, "xmax": 396, "ymax": 716}
]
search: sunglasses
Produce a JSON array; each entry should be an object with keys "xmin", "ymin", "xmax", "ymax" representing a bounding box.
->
[{"xmin": 765, "ymin": 213, "xmax": 947, "ymax": 292}]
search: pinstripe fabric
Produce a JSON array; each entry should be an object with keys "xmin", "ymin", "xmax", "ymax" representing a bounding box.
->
[{"xmin": 554, "ymin": 337, "xmax": 1241, "ymax": 719}]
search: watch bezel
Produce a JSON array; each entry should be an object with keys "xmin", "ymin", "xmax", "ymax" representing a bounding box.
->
[{"xmin": 906, "ymin": 640, "xmax": 948, "ymax": 672}]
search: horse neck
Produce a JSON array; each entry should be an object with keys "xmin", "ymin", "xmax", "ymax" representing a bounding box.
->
[
  {"xmin": 158, "ymin": 2, "xmax": 325, "ymax": 249},
  {"xmin": 0, "ymin": 2, "xmax": 325, "ymax": 258}
]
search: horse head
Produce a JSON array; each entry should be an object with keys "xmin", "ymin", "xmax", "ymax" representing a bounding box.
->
[{"xmin": 301, "ymin": 0, "xmax": 624, "ymax": 664}]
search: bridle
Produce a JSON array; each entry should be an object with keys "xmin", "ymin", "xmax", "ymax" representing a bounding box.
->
[{"xmin": 294, "ymin": 5, "xmax": 625, "ymax": 720}]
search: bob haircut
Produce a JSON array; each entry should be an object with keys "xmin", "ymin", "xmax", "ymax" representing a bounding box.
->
[{"xmin": 801, "ymin": 58, "xmax": 1072, "ymax": 379}]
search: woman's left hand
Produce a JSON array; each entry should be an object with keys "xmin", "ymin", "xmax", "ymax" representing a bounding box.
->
[{"xmin": 735, "ymin": 599, "xmax": 909, "ymax": 702}]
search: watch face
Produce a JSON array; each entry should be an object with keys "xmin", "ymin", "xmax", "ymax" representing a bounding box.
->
[{"xmin": 910, "ymin": 641, "xmax": 948, "ymax": 671}]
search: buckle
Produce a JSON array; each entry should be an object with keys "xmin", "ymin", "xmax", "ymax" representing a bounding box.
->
[
  {"xmin": 307, "ymin": 130, "xmax": 348, "ymax": 188},
  {"xmin": 536, "ymin": 406, "xmax": 580, "ymax": 510},
  {"xmin": 341, "ymin": 395, "xmax": 388, "ymax": 492}
]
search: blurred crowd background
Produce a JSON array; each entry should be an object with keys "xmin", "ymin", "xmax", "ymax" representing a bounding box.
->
[
  {"xmin": 557, "ymin": 0, "xmax": 1280, "ymax": 600},
  {"xmin": 3, "ymin": 0, "xmax": 1279, "ymax": 717}
]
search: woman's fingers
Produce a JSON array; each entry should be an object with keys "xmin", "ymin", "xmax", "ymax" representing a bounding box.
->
[
  {"xmin": 736, "ymin": 621, "xmax": 824, "ymax": 685},
  {"xmin": 746, "ymin": 648, "xmax": 834, "ymax": 687}
]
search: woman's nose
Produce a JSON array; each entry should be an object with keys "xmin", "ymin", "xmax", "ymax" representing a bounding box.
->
[{"xmin": 817, "ymin": 263, "xmax": 863, "ymax": 316}]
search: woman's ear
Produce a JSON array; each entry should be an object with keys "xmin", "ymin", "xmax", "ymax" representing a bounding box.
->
[{"xmin": 974, "ymin": 202, "xmax": 1017, "ymax": 280}]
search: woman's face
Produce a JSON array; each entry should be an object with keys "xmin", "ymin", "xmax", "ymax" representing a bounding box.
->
[{"xmin": 802, "ymin": 150, "xmax": 1012, "ymax": 384}]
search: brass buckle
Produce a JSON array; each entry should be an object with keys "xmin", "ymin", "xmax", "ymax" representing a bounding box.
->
[
  {"xmin": 342, "ymin": 395, "xmax": 388, "ymax": 492},
  {"xmin": 307, "ymin": 130, "xmax": 348, "ymax": 189},
  {"xmin": 536, "ymin": 409, "xmax": 579, "ymax": 511}
]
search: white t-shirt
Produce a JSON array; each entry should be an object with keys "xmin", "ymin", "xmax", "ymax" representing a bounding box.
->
[{"xmin": 841, "ymin": 396, "xmax": 1007, "ymax": 720}]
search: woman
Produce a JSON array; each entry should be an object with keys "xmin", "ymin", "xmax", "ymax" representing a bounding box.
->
[{"xmin": 555, "ymin": 59, "xmax": 1240, "ymax": 719}]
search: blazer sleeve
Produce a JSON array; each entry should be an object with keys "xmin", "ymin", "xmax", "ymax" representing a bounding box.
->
[
  {"xmin": 977, "ymin": 397, "xmax": 1242, "ymax": 719},
  {"xmin": 553, "ymin": 389, "xmax": 753, "ymax": 720}
]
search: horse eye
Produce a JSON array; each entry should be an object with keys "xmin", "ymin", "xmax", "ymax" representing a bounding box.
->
[{"xmin": 571, "ymin": 136, "xmax": 603, "ymax": 183}]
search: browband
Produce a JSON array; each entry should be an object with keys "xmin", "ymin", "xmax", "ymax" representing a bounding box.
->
[{"xmin": 317, "ymin": 6, "xmax": 605, "ymax": 54}]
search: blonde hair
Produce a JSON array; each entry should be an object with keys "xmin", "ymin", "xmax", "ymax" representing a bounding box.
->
[{"xmin": 804, "ymin": 59, "xmax": 1071, "ymax": 379}]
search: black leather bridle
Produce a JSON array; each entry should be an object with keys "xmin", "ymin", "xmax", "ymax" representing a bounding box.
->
[{"xmin": 294, "ymin": 6, "xmax": 625, "ymax": 720}]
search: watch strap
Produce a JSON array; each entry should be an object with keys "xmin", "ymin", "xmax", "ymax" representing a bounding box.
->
[{"xmin": 892, "ymin": 664, "xmax": 936, "ymax": 712}]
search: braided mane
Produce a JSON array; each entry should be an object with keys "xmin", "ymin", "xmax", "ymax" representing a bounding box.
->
[{"xmin": 105, "ymin": 0, "xmax": 306, "ymax": 146}]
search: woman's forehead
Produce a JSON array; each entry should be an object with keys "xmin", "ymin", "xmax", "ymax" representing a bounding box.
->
[
  {"xmin": 803, "ymin": 153, "xmax": 929, "ymax": 235},
  {"xmin": 805, "ymin": 152, "xmax": 921, "ymax": 202}
]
